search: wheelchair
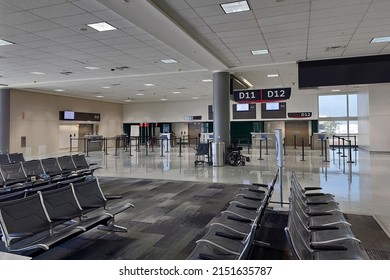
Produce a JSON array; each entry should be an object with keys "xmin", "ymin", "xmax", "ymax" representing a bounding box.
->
[{"xmin": 225, "ymin": 145, "xmax": 250, "ymax": 166}]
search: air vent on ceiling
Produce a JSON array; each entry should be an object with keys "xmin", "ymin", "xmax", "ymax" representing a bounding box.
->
[
  {"xmin": 60, "ymin": 71, "xmax": 73, "ymax": 75},
  {"xmin": 137, "ymin": 89, "xmax": 146, "ymax": 92},
  {"xmin": 274, "ymin": 0, "xmax": 285, "ymax": 2},
  {"xmin": 112, "ymin": 66, "xmax": 130, "ymax": 71},
  {"xmin": 0, "ymin": 83, "xmax": 8, "ymax": 86},
  {"xmin": 325, "ymin": 45, "xmax": 346, "ymax": 52},
  {"xmin": 110, "ymin": 83, "xmax": 121, "ymax": 86},
  {"xmin": 177, "ymin": 87, "xmax": 187, "ymax": 90}
]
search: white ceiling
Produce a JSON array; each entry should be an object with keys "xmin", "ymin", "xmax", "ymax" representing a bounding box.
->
[{"xmin": 1, "ymin": 0, "xmax": 390, "ymax": 103}]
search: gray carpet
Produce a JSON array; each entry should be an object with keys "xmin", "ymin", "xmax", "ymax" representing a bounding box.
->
[{"xmin": 1, "ymin": 176, "xmax": 388, "ymax": 260}]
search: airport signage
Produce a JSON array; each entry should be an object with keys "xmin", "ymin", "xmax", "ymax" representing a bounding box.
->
[
  {"xmin": 233, "ymin": 87, "xmax": 291, "ymax": 103},
  {"xmin": 288, "ymin": 112, "xmax": 312, "ymax": 118}
]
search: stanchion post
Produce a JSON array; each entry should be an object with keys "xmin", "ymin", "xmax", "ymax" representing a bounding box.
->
[
  {"xmin": 165, "ymin": 137, "xmax": 169, "ymax": 153},
  {"xmin": 353, "ymin": 135, "xmax": 358, "ymax": 151},
  {"xmin": 86, "ymin": 138, "xmax": 90, "ymax": 157},
  {"xmin": 136, "ymin": 136, "xmax": 140, "ymax": 152},
  {"xmin": 160, "ymin": 137, "xmax": 164, "ymax": 157},
  {"xmin": 337, "ymin": 136, "xmax": 342, "ymax": 154},
  {"xmin": 258, "ymin": 139, "xmax": 264, "ymax": 160},
  {"xmin": 129, "ymin": 137, "xmax": 133, "ymax": 156},
  {"xmin": 145, "ymin": 137, "xmax": 149, "ymax": 156},
  {"xmin": 347, "ymin": 140, "xmax": 355, "ymax": 163},
  {"xmin": 114, "ymin": 137, "xmax": 119, "ymax": 156},
  {"xmin": 323, "ymin": 138, "xmax": 330, "ymax": 162},
  {"xmin": 300, "ymin": 138, "xmax": 305, "ymax": 161},
  {"xmin": 341, "ymin": 138, "xmax": 347, "ymax": 157},
  {"xmin": 69, "ymin": 135, "xmax": 72, "ymax": 153},
  {"xmin": 178, "ymin": 137, "xmax": 183, "ymax": 157},
  {"xmin": 294, "ymin": 134, "xmax": 297, "ymax": 149},
  {"xmin": 331, "ymin": 135, "xmax": 336, "ymax": 150}
]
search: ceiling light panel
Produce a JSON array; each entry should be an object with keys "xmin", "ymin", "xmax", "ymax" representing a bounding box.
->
[
  {"xmin": 251, "ymin": 49, "xmax": 269, "ymax": 55},
  {"xmin": 87, "ymin": 22, "xmax": 117, "ymax": 32},
  {"xmin": 221, "ymin": 1, "xmax": 250, "ymax": 14},
  {"xmin": 370, "ymin": 37, "xmax": 390, "ymax": 43},
  {"xmin": 161, "ymin": 59, "xmax": 178, "ymax": 64},
  {"xmin": 0, "ymin": 39, "xmax": 14, "ymax": 46}
]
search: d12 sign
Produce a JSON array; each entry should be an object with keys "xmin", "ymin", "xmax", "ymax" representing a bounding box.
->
[
  {"xmin": 288, "ymin": 112, "xmax": 312, "ymax": 118},
  {"xmin": 233, "ymin": 88, "xmax": 291, "ymax": 103}
]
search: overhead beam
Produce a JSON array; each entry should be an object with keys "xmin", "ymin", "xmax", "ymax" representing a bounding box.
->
[{"xmin": 97, "ymin": 0, "xmax": 228, "ymax": 72}]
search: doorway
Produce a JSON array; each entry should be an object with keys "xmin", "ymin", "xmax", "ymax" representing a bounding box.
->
[
  {"xmin": 285, "ymin": 121, "xmax": 310, "ymax": 147},
  {"xmin": 78, "ymin": 124, "xmax": 93, "ymax": 152}
]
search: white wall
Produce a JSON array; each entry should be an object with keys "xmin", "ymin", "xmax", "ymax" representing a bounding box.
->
[
  {"xmin": 123, "ymin": 90, "xmax": 319, "ymax": 123},
  {"xmin": 357, "ymin": 92, "xmax": 370, "ymax": 150},
  {"xmin": 10, "ymin": 89, "xmax": 123, "ymax": 157},
  {"xmin": 367, "ymin": 85, "xmax": 390, "ymax": 152},
  {"xmin": 123, "ymin": 99, "xmax": 211, "ymax": 123}
]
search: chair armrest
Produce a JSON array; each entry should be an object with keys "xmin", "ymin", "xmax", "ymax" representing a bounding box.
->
[
  {"xmin": 311, "ymin": 243, "xmax": 347, "ymax": 251},
  {"xmin": 215, "ymin": 231, "xmax": 244, "ymax": 241},
  {"xmin": 9, "ymin": 232, "xmax": 34, "ymax": 239},
  {"xmin": 227, "ymin": 215, "xmax": 252, "ymax": 224}
]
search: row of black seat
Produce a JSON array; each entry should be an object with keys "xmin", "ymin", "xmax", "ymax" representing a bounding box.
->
[
  {"xmin": 0, "ymin": 154, "xmax": 101, "ymax": 192},
  {"xmin": 0, "ymin": 153, "xmax": 25, "ymax": 165},
  {"xmin": 186, "ymin": 170, "xmax": 279, "ymax": 260},
  {"xmin": 284, "ymin": 171, "xmax": 367, "ymax": 260},
  {"xmin": 0, "ymin": 177, "xmax": 133, "ymax": 255}
]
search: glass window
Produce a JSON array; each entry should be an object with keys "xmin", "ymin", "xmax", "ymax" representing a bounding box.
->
[
  {"xmin": 319, "ymin": 120, "xmax": 348, "ymax": 134},
  {"xmin": 348, "ymin": 94, "xmax": 358, "ymax": 117},
  {"xmin": 319, "ymin": 95, "xmax": 347, "ymax": 117}
]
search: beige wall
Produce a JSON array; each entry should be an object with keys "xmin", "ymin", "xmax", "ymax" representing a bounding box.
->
[{"xmin": 10, "ymin": 89, "xmax": 123, "ymax": 157}]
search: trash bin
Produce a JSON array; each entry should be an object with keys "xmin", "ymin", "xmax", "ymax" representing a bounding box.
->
[{"xmin": 211, "ymin": 141, "xmax": 225, "ymax": 167}]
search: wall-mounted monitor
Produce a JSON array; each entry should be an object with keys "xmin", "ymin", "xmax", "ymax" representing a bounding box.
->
[
  {"xmin": 265, "ymin": 103, "xmax": 279, "ymax": 111},
  {"xmin": 233, "ymin": 103, "xmax": 256, "ymax": 119},
  {"xmin": 236, "ymin": 103, "xmax": 249, "ymax": 111},
  {"xmin": 63, "ymin": 111, "xmax": 75, "ymax": 120},
  {"xmin": 59, "ymin": 111, "xmax": 100, "ymax": 121},
  {"xmin": 261, "ymin": 102, "xmax": 286, "ymax": 119}
]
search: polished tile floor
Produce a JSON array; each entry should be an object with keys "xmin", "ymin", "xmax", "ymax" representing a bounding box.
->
[{"xmin": 49, "ymin": 143, "xmax": 390, "ymax": 238}]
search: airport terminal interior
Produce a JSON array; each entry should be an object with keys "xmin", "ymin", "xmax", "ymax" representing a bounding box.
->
[{"xmin": 1, "ymin": 0, "xmax": 390, "ymax": 260}]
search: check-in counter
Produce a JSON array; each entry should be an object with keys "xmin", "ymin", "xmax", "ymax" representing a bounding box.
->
[
  {"xmin": 251, "ymin": 132, "xmax": 276, "ymax": 148},
  {"xmin": 311, "ymin": 133, "xmax": 330, "ymax": 150},
  {"xmin": 84, "ymin": 135, "xmax": 104, "ymax": 151}
]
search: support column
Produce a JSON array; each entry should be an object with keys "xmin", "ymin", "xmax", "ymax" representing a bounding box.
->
[
  {"xmin": 213, "ymin": 72, "xmax": 230, "ymax": 146},
  {"xmin": 0, "ymin": 89, "xmax": 10, "ymax": 154}
]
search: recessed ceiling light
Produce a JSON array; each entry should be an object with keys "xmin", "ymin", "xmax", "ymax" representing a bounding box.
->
[
  {"xmin": 30, "ymin": 71, "xmax": 46, "ymax": 75},
  {"xmin": 370, "ymin": 37, "xmax": 390, "ymax": 43},
  {"xmin": 85, "ymin": 66, "xmax": 100, "ymax": 70},
  {"xmin": 161, "ymin": 59, "xmax": 178, "ymax": 64},
  {"xmin": 96, "ymin": 95, "xmax": 104, "ymax": 98},
  {"xmin": 241, "ymin": 77, "xmax": 253, "ymax": 88},
  {"xmin": 331, "ymin": 89, "xmax": 341, "ymax": 92},
  {"xmin": 221, "ymin": 1, "xmax": 250, "ymax": 14},
  {"xmin": 161, "ymin": 98, "xmax": 168, "ymax": 101},
  {"xmin": 267, "ymin": 74, "xmax": 279, "ymax": 78},
  {"xmin": 202, "ymin": 79, "xmax": 212, "ymax": 82},
  {"xmin": 173, "ymin": 91, "xmax": 181, "ymax": 94},
  {"xmin": 101, "ymin": 86, "xmax": 111, "ymax": 89},
  {"xmin": 192, "ymin": 97, "xmax": 199, "ymax": 99},
  {"xmin": 136, "ymin": 93, "xmax": 144, "ymax": 96},
  {"xmin": 251, "ymin": 49, "xmax": 269, "ymax": 55},
  {"xmin": 0, "ymin": 39, "xmax": 14, "ymax": 46},
  {"xmin": 144, "ymin": 83, "xmax": 155, "ymax": 86},
  {"xmin": 54, "ymin": 89, "xmax": 65, "ymax": 92},
  {"xmin": 87, "ymin": 22, "xmax": 117, "ymax": 32}
]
